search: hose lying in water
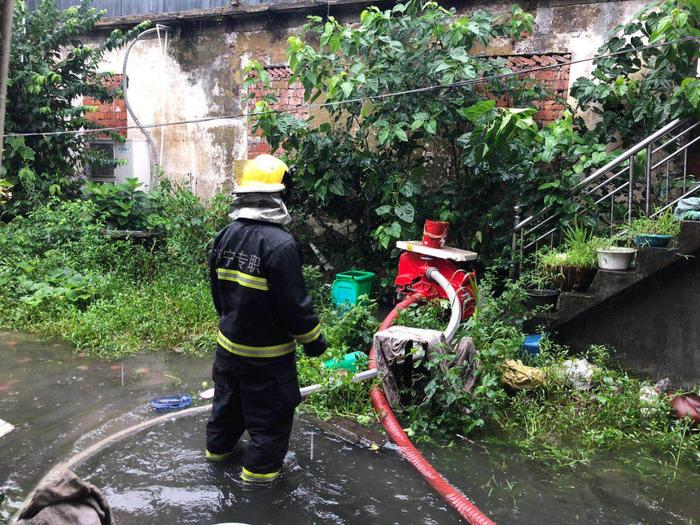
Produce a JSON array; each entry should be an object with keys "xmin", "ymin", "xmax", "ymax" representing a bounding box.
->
[
  {"xmin": 369, "ymin": 282, "xmax": 495, "ymax": 524},
  {"xmin": 15, "ymin": 271, "xmax": 492, "ymax": 524}
]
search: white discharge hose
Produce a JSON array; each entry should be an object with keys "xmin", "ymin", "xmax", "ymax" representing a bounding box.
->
[
  {"xmin": 425, "ymin": 267, "xmax": 462, "ymax": 343},
  {"xmin": 303, "ymin": 267, "xmax": 461, "ymax": 396}
]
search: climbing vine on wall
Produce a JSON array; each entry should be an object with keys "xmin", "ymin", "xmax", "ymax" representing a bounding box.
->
[{"xmin": 571, "ymin": 0, "xmax": 700, "ymax": 146}]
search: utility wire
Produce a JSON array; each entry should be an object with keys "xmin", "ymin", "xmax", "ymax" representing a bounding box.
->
[{"xmin": 6, "ymin": 35, "xmax": 698, "ymax": 138}]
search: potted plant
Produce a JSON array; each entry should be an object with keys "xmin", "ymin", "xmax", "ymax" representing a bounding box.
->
[
  {"xmin": 537, "ymin": 225, "xmax": 597, "ymax": 292},
  {"xmin": 520, "ymin": 269, "xmax": 559, "ymax": 310},
  {"xmin": 591, "ymin": 235, "xmax": 637, "ymax": 271},
  {"xmin": 624, "ymin": 210, "xmax": 681, "ymax": 248}
]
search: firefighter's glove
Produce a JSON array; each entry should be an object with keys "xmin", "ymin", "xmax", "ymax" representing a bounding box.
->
[{"xmin": 303, "ymin": 335, "xmax": 328, "ymax": 358}]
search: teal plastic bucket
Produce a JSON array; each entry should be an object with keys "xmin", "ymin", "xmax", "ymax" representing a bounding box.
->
[
  {"xmin": 322, "ymin": 351, "xmax": 367, "ymax": 373},
  {"xmin": 331, "ymin": 270, "xmax": 375, "ymax": 308}
]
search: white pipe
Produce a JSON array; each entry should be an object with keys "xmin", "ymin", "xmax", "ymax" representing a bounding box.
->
[
  {"xmin": 16, "ymin": 275, "xmax": 460, "ymax": 521},
  {"xmin": 300, "ymin": 368, "xmax": 378, "ymax": 398},
  {"xmin": 14, "ymin": 364, "xmax": 381, "ymax": 522},
  {"xmin": 425, "ymin": 267, "xmax": 462, "ymax": 343}
]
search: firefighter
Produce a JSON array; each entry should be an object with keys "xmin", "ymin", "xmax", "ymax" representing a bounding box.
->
[{"xmin": 205, "ymin": 154, "xmax": 327, "ymax": 483}]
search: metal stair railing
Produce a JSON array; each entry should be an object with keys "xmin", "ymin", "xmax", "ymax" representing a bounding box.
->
[{"xmin": 512, "ymin": 117, "xmax": 700, "ymax": 263}]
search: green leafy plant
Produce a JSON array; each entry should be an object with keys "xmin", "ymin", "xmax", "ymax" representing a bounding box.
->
[
  {"xmin": 519, "ymin": 268, "xmax": 555, "ymax": 291},
  {"xmin": 623, "ymin": 209, "xmax": 682, "ymax": 237},
  {"xmin": 570, "ymin": 0, "xmax": 700, "ymax": 146},
  {"xmin": 246, "ymin": 0, "xmax": 557, "ymax": 270},
  {"xmin": 0, "ymin": 178, "xmax": 12, "ymax": 205},
  {"xmin": 402, "ymin": 276, "xmax": 527, "ymax": 436},
  {"xmin": 536, "ymin": 224, "xmax": 599, "ymax": 271},
  {"xmin": 146, "ymin": 179, "xmax": 234, "ymax": 267},
  {"xmin": 82, "ymin": 178, "xmax": 153, "ymax": 230},
  {"xmin": 17, "ymin": 267, "xmax": 103, "ymax": 308},
  {"xmin": 1, "ymin": 0, "xmax": 149, "ymax": 215}
]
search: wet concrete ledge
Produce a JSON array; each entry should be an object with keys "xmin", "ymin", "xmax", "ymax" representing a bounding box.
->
[{"xmin": 94, "ymin": 0, "xmax": 635, "ymax": 29}]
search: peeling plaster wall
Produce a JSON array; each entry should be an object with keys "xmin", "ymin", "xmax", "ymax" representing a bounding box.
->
[
  {"xmin": 87, "ymin": 0, "xmax": 648, "ymax": 198},
  {"xmin": 512, "ymin": 1, "xmax": 647, "ymax": 105}
]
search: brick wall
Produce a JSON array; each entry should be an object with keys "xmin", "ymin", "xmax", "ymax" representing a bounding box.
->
[
  {"xmin": 498, "ymin": 53, "xmax": 571, "ymax": 125},
  {"xmin": 247, "ymin": 65, "xmax": 306, "ymax": 158},
  {"xmin": 83, "ymin": 74, "xmax": 127, "ymax": 138},
  {"xmin": 246, "ymin": 53, "xmax": 571, "ymax": 156}
]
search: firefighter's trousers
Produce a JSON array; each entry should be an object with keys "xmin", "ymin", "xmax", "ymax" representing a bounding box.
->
[{"xmin": 206, "ymin": 351, "xmax": 302, "ymax": 476}]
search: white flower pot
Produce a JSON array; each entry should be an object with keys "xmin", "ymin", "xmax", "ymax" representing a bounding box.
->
[{"xmin": 596, "ymin": 247, "xmax": 637, "ymax": 270}]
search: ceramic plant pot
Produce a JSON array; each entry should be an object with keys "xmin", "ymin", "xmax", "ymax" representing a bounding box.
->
[
  {"xmin": 596, "ymin": 247, "xmax": 637, "ymax": 271},
  {"xmin": 525, "ymin": 289, "xmax": 559, "ymax": 310},
  {"xmin": 551, "ymin": 266, "xmax": 597, "ymax": 292},
  {"xmin": 633, "ymin": 234, "xmax": 672, "ymax": 247}
]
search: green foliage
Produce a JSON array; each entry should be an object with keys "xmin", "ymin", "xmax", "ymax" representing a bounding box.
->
[
  {"xmin": 0, "ymin": 178, "xmax": 12, "ymax": 204},
  {"xmin": 147, "ymin": 181, "xmax": 234, "ymax": 267},
  {"xmin": 536, "ymin": 223, "xmax": 598, "ymax": 269},
  {"xmin": 402, "ymin": 276, "xmax": 527, "ymax": 436},
  {"xmin": 494, "ymin": 345, "xmax": 700, "ymax": 471},
  {"xmin": 395, "ymin": 278, "xmax": 698, "ymax": 472},
  {"xmin": 622, "ymin": 209, "xmax": 682, "ymax": 237},
  {"xmin": 0, "ymin": 182, "xmax": 232, "ymax": 356},
  {"xmin": 1, "ymin": 1, "xmax": 149, "ymax": 215},
  {"xmin": 17, "ymin": 267, "xmax": 104, "ymax": 308},
  {"xmin": 40, "ymin": 271, "xmax": 218, "ymax": 358},
  {"xmin": 296, "ymin": 299, "xmax": 379, "ymax": 422},
  {"xmin": 246, "ymin": 0, "xmax": 553, "ymax": 270},
  {"xmin": 570, "ymin": 0, "xmax": 700, "ymax": 146},
  {"xmin": 82, "ymin": 178, "xmax": 156, "ymax": 230},
  {"xmin": 302, "ymin": 265, "xmax": 329, "ymax": 309}
]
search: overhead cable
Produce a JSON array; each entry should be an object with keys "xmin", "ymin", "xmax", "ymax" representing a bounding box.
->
[{"xmin": 6, "ymin": 35, "xmax": 698, "ymax": 138}]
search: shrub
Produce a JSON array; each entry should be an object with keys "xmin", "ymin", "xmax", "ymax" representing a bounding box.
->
[
  {"xmin": 623, "ymin": 209, "xmax": 682, "ymax": 238},
  {"xmin": 2, "ymin": 1, "xmax": 149, "ymax": 215},
  {"xmin": 247, "ymin": 0, "xmax": 558, "ymax": 271},
  {"xmin": 570, "ymin": 0, "xmax": 700, "ymax": 146}
]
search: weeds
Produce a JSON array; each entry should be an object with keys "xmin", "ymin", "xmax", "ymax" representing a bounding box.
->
[
  {"xmin": 622, "ymin": 209, "xmax": 682, "ymax": 238},
  {"xmin": 394, "ymin": 277, "xmax": 698, "ymax": 474},
  {"xmin": 0, "ymin": 183, "xmax": 228, "ymax": 358},
  {"xmin": 0, "ymin": 186, "xmax": 696, "ymax": 472}
]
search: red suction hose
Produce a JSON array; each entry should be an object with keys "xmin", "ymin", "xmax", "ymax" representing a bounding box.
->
[{"xmin": 369, "ymin": 293, "xmax": 495, "ymax": 525}]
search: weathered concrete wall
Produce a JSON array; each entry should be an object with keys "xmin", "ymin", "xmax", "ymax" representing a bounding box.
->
[{"xmin": 88, "ymin": 0, "xmax": 647, "ymax": 197}]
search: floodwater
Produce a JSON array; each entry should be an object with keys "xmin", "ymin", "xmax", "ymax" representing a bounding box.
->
[{"xmin": 1, "ymin": 331, "xmax": 699, "ymax": 524}]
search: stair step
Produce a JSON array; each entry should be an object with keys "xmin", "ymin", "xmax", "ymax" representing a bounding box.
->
[
  {"xmin": 526, "ymin": 222, "xmax": 700, "ymax": 330},
  {"xmin": 591, "ymin": 269, "xmax": 639, "ymax": 294},
  {"xmin": 636, "ymin": 246, "xmax": 681, "ymax": 274},
  {"xmin": 678, "ymin": 220, "xmax": 700, "ymax": 255}
]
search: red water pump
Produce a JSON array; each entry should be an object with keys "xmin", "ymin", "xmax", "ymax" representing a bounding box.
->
[{"xmin": 394, "ymin": 220, "xmax": 477, "ymax": 320}]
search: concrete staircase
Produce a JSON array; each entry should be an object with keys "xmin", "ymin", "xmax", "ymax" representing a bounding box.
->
[
  {"xmin": 512, "ymin": 118, "xmax": 700, "ymax": 384},
  {"xmin": 546, "ymin": 221, "xmax": 700, "ymax": 328},
  {"xmin": 528, "ymin": 221, "xmax": 700, "ymax": 387}
]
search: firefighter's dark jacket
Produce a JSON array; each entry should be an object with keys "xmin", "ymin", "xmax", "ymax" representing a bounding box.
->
[{"xmin": 210, "ymin": 218, "xmax": 324, "ymax": 362}]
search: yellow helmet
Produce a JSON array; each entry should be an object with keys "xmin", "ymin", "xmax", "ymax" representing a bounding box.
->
[{"xmin": 236, "ymin": 154, "xmax": 288, "ymax": 193}]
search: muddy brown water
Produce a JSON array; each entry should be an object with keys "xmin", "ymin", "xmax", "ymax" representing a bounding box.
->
[{"xmin": 1, "ymin": 331, "xmax": 698, "ymax": 524}]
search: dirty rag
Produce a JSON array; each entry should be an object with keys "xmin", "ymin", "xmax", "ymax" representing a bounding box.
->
[
  {"xmin": 16, "ymin": 469, "xmax": 114, "ymax": 525},
  {"xmin": 674, "ymin": 197, "xmax": 700, "ymax": 221},
  {"xmin": 372, "ymin": 326, "xmax": 479, "ymax": 407},
  {"xmin": 373, "ymin": 326, "xmax": 445, "ymax": 407},
  {"xmin": 501, "ymin": 359, "xmax": 545, "ymax": 390}
]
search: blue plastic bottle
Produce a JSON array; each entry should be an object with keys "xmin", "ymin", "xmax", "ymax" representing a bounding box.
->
[{"xmin": 150, "ymin": 394, "xmax": 193, "ymax": 411}]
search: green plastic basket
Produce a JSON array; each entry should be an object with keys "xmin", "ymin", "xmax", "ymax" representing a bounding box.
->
[{"xmin": 331, "ymin": 270, "xmax": 375, "ymax": 307}]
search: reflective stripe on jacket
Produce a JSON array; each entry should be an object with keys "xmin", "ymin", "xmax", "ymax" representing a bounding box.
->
[{"xmin": 210, "ymin": 219, "xmax": 321, "ymax": 360}]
